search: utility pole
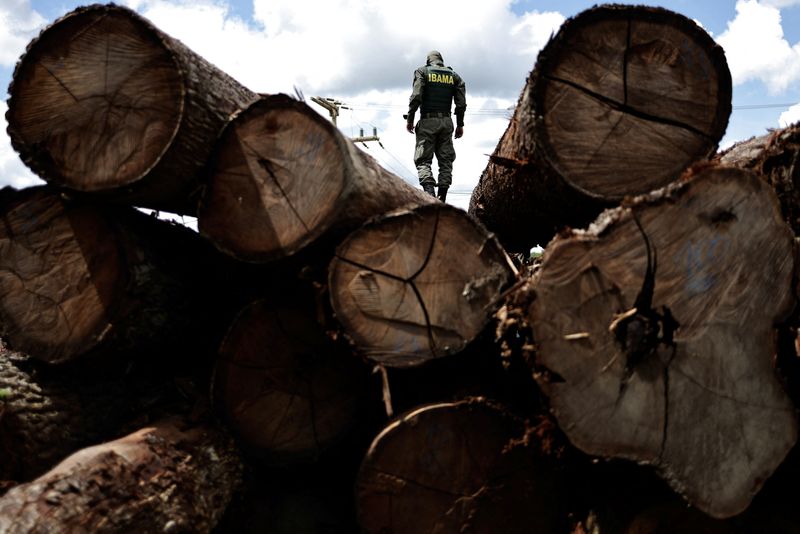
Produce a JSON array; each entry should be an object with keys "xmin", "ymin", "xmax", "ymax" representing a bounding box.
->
[
  {"xmin": 310, "ymin": 97, "xmax": 344, "ymax": 126},
  {"xmin": 352, "ymin": 127, "xmax": 380, "ymax": 145},
  {"xmin": 311, "ymin": 96, "xmax": 381, "ymax": 147}
]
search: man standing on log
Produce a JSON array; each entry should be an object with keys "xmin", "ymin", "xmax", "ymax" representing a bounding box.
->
[{"xmin": 405, "ymin": 50, "xmax": 466, "ymax": 203}]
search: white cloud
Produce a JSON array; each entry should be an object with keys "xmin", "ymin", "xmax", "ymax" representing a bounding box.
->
[
  {"xmin": 760, "ymin": 0, "xmax": 800, "ymax": 7},
  {"xmin": 328, "ymin": 90, "xmax": 514, "ymax": 206},
  {"xmin": 511, "ymin": 10, "xmax": 565, "ymax": 55},
  {"xmin": 0, "ymin": 0, "xmax": 45, "ymax": 68},
  {"xmin": 779, "ymin": 102, "xmax": 800, "ymax": 126},
  {"xmin": 127, "ymin": 0, "xmax": 563, "ymax": 98},
  {"xmin": 115, "ymin": 0, "xmax": 562, "ymax": 195},
  {"xmin": 0, "ymin": 102, "xmax": 44, "ymax": 189},
  {"xmin": 1, "ymin": 0, "xmax": 564, "ymax": 198},
  {"xmin": 717, "ymin": 0, "xmax": 800, "ymax": 94}
]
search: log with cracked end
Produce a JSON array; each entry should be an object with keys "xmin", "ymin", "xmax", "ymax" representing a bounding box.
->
[
  {"xmin": 526, "ymin": 165, "xmax": 796, "ymax": 518},
  {"xmin": 356, "ymin": 399, "xmax": 563, "ymax": 534},
  {"xmin": 6, "ymin": 4, "xmax": 257, "ymax": 214},
  {"xmin": 198, "ymin": 94, "xmax": 434, "ymax": 262},
  {"xmin": 469, "ymin": 4, "xmax": 731, "ymax": 251},
  {"xmin": 328, "ymin": 204, "xmax": 516, "ymax": 368},
  {"xmin": 212, "ymin": 290, "xmax": 368, "ymax": 466},
  {"xmin": 0, "ymin": 186, "xmax": 225, "ymax": 364},
  {"xmin": 0, "ymin": 419, "xmax": 243, "ymax": 533}
]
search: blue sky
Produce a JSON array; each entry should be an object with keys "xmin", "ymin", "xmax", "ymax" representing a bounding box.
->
[{"xmin": 3, "ymin": 0, "xmax": 800, "ymax": 210}]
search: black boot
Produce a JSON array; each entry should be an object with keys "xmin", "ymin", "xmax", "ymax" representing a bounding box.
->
[
  {"xmin": 423, "ymin": 183, "xmax": 436, "ymax": 196},
  {"xmin": 437, "ymin": 186, "xmax": 448, "ymax": 203}
]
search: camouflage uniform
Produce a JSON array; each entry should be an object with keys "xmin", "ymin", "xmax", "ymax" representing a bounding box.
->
[{"xmin": 406, "ymin": 51, "xmax": 467, "ymax": 201}]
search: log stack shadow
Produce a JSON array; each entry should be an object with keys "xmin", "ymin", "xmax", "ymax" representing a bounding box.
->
[{"xmin": 2, "ymin": 3, "xmax": 800, "ymax": 533}]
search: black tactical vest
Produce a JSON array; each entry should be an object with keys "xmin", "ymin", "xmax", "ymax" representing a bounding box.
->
[{"xmin": 421, "ymin": 66, "xmax": 456, "ymax": 114}]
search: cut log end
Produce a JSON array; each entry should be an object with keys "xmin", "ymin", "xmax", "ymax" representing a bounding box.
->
[
  {"xmin": 529, "ymin": 166, "xmax": 796, "ymax": 518},
  {"xmin": 213, "ymin": 297, "xmax": 364, "ymax": 465},
  {"xmin": 0, "ymin": 188, "xmax": 127, "ymax": 363},
  {"xmin": 534, "ymin": 5, "xmax": 731, "ymax": 199},
  {"xmin": 199, "ymin": 95, "xmax": 346, "ymax": 261},
  {"xmin": 356, "ymin": 399, "xmax": 560, "ymax": 534},
  {"xmin": 329, "ymin": 204, "xmax": 515, "ymax": 367},
  {"xmin": 7, "ymin": 5, "xmax": 182, "ymax": 191}
]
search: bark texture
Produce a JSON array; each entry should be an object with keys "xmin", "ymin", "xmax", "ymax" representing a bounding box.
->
[
  {"xmin": 0, "ymin": 187, "xmax": 222, "ymax": 364},
  {"xmin": 6, "ymin": 3, "xmax": 257, "ymax": 214},
  {"xmin": 329, "ymin": 204, "xmax": 516, "ymax": 367},
  {"xmin": 469, "ymin": 4, "xmax": 731, "ymax": 251},
  {"xmin": 0, "ymin": 419, "xmax": 242, "ymax": 533},
  {"xmin": 719, "ymin": 123, "xmax": 800, "ymax": 236},
  {"xmin": 0, "ymin": 347, "xmax": 175, "ymax": 482},
  {"xmin": 199, "ymin": 94, "xmax": 434, "ymax": 262},
  {"xmin": 525, "ymin": 166, "xmax": 796, "ymax": 518}
]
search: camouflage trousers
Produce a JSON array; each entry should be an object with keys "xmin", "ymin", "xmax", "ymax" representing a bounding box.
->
[{"xmin": 414, "ymin": 116, "xmax": 455, "ymax": 188}]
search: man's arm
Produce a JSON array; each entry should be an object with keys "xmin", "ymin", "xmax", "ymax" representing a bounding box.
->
[
  {"xmin": 454, "ymin": 74, "xmax": 466, "ymax": 138},
  {"xmin": 406, "ymin": 69, "xmax": 425, "ymax": 133}
]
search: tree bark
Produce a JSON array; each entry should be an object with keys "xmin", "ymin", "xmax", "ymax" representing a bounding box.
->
[
  {"xmin": 328, "ymin": 203, "xmax": 516, "ymax": 368},
  {"xmin": 355, "ymin": 399, "xmax": 562, "ymax": 534},
  {"xmin": 198, "ymin": 94, "xmax": 434, "ymax": 262},
  {"xmin": 212, "ymin": 288, "xmax": 368, "ymax": 466},
  {"xmin": 6, "ymin": 4, "xmax": 257, "ymax": 215},
  {"xmin": 0, "ymin": 346, "xmax": 182, "ymax": 482},
  {"xmin": 0, "ymin": 186, "xmax": 224, "ymax": 364},
  {"xmin": 520, "ymin": 166, "xmax": 796, "ymax": 518},
  {"xmin": 469, "ymin": 4, "xmax": 731, "ymax": 251},
  {"xmin": 719, "ymin": 124, "xmax": 800, "ymax": 236},
  {"xmin": 0, "ymin": 418, "xmax": 242, "ymax": 533}
]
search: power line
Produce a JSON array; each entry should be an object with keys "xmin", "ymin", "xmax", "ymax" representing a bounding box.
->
[
  {"xmin": 733, "ymin": 103, "xmax": 797, "ymax": 110},
  {"xmin": 340, "ymin": 101, "xmax": 800, "ymax": 113},
  {"xmin": 378, "ymin": 144, "xmax": 417, "ymax": 181},
  {"xmin": 344, "ymin": 109, "xmax": 419, "ymax": 181}
]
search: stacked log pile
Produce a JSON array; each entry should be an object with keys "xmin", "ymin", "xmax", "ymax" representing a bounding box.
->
[
  {"xmin": 469, "ymin": 5, "xmax": 732, "ymax": 252},
  {"xmin": 2, "ymin": 3, "xmax": 800, "ymax": 533}
]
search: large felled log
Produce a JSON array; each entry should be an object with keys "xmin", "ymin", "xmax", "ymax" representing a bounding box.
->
[
  {"xmin": 719, "ymin": 123, "xmax": 800, "ymax": 236},
  {"xmin": 328, "ymin": 204, "xmax": 516, "ymax": 367},
  {"xmin": 0, "ymin": 347, "xmax": 148, "ymax": 481},
  {"xmin": 521, "ymin": 166, "xmax": 796, "ymax": 518},
  {"xmin": 6, "ymin": 4, "xmax": 257, "ymax": 214},
  {"xmin": 213, "ymin": 290, "xmax": 368, "ymax": 466},
  {"xmin": 0, "ymin": 418, "xmax": 242, "ymax": 533},
  {"xmin": 356, "ymin": 399, "xmax": 563, "ymax": 533},
  {"xmin": 469, "ymin": 5, "xmax": 731, "ymax": 251},
  {"xmin": 198, "ymin": 94, "xmax": 434, "ymax": 262},
  {"xmin": 0, "ymin": 346, "xmax": 180, "ymax": 482},
  {"xmin": 0, "ymin": 187, "xmax": 222, "ymax": 364}
]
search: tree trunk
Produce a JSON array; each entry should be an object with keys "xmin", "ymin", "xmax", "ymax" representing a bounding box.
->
[
  {"xmin": 356, "ymin": 399, "xmax": 563, "ymax": 534},
  {"xmin": 212, "ymin": 288, "xmax": 368, "ymax": 466},
  {"xmin": 520, "ymin": 166, "xmax": 796, "ymax": 518},
  {"xmin": 328, "ymin": 203, "xmax": 516, "ymax": 368},
  {"xmin": 0, "ymin": 346, "xmax": 182, "ymax": 482},
  {"xmin": 719, "ymin": 124, "xmax": 800, "ymax": 236},
  {"xmin": 6, "ymin": 4, "xmax": 257, "ymax": 215},
  {"xmin": 198, "ymin": 94, "xmax": 434, "ymax": 262},
  {"xmin": 0, "ymin": 418, "xmax": 242, "ymax": 533},
  {"xmin": 0, "ymin": 186, "xmax": 224, "ymax": 364},
  {"xmin": 469, "ymin": 4, "xmax": 731, "ymax": 251}
]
